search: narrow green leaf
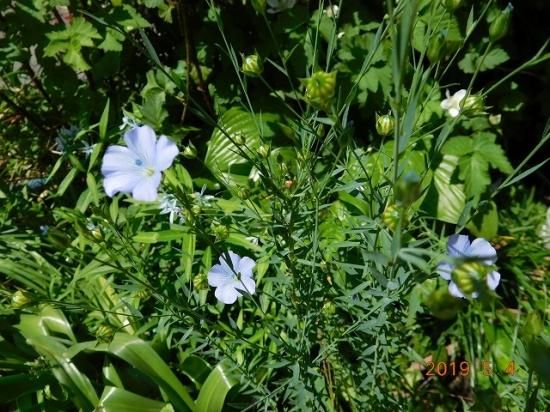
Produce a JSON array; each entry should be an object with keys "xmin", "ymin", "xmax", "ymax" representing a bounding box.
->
[{"xmin": 99, "ymin": 99, "xmax": 110, "ymax": 140}]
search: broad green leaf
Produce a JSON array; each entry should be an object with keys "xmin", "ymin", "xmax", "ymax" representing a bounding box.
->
[
  {"xmin": 91, "ymin": 333, "xmax": 194, "ymax": 411},
  {"xmin": 422, "ymin": 155, "xmax": 465, "ymax": 224},
  {"xmin": 205, "ymin": 107, "xmax": 280, "ymax": 187},
  {"xmin": 474, "ymin": 132, "xmax": 513, "ymax": 174},
  {"xmin": 195, "ymin": 360, "xmax": 238, "ymax": 412},
  {"xmin": 467, "ymin": 201, "xmax": 499, "ymax": 240},
  {"xmin": 458, "ymin": 152, "xmax": 490, "ymax": 197},
  {"xmin": 97, "ymin": 386, "xmax": 169, "ymax": 412}
]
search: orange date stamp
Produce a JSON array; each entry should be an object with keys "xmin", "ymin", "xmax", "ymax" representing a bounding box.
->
[{"xmin": 425, "ymin": 360, "xmax": 516, "ymax": 377}]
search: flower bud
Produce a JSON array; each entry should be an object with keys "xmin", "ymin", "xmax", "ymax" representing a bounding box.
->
[
  {"xmin": 96, "ymin": 324, "xmax": 115, "ymax": 343},
  {"xmin": 183, "ymin": 143, "xmax": 197, "ymax": 159},
  {"xmin": 191, "ymin": 204, "xmax": 202, "ymax": 215},
  {"xmin": 322, "ymin": 301, "xmax": 336, "ymax": 316},
  {"xmin": 382, "ymin": 203, "xmax": 405, "ymax": 232},
  {"xmin": 250, "ymin": 0, "xmax": 266, "ymax": 13},
  {"xmin": 193, "ymin": 272, "xmax": 209, "ymax": 290},
  {"xmin": 489, "ymin": 114, "xmax": 502, "ymax": 126},
  {"xmin": 11, "ymin": 290, "xmax": 32, "ymax": 308},
  {"xmin": 211, "ymin": 222, "xmax": 230, "ymax": 241},
  {"xmin": 462, "ymin": 94, "xmax": 484, "ymax": 115},
  {"xmin": 442, "ymin": 0, "xmax": 461, "ymax": 11},
  {"xmin": 257, "ymin": 144, "xmax": 270, "ymax": 158},
  {"xmin": 426, "ymin": 31, "xmax": 446, "ymax": 63},
  {"xmin": 394, "ymin": 172, "xmax": 421, "ymax": 206},
  {"xmin": 233, "ymin": 132, "xmax": 246, "ymax": 146},
  {"xmin": 375, "ymin": 113, "xmax": 395, "ymax": 136},
  {"xmin": 242, "ymin": 54, "xmax": 263, "ymax": 77},
  {"xmin": 451, "ymin": 261, "xmax": 488, "ymax": 297},
  {"xmin": 304, "ymin": 71, "xmax": 336, "ymax": 110},
  {"xmin": 489, "ymin": 3, "xmax": 513, "ymax": 42}
]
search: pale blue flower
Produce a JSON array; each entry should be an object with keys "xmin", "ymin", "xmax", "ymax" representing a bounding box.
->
[
  {"xmin": 437, "ymin": 234, "xmax": 501, "ymax": 299},
  {"xmin": 208, "ymin": 251, "xmax": 256, "ymax": 304},
  {"xmin": 120, "ymin": 115, "xmax": 139, "ymax": 131},
  {"xmin": 101, "ymin": 125, "xmax": 178, "ymax": 202}
]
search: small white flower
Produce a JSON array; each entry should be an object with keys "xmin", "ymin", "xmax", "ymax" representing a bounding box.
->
[
  {"xmin": 540, "ymin": 207, "xmax": 550, "ymax": 249},
  {"xmin": 437, "ymin": 234, "xmax": 501, "ymax": 299},
  {"xmin": 193, "ymin": 185, "xmax": 215, "ymax": 206},
  {"xmin": 159, "ymin": 194, "xmax": 184, "ymax": 224},
  {"xmin": 267, "ymin": 0, "xmax": 296, "ymax": 14},
  {"xmin": 101, "ymin": 125, "xmax": 179, "ymax": 202},
  {"xmin": 324, "ymin": 4, "xmax": 339, "ymax": 17},
  {"xmin": 120, "ymin": 116, "xmax": 139, "ymax": 131},
  {"xmin": 80, "ymin": 141, "xmax": 96, "ymax": 157},
  {"xmin": 440, "ymin": 89, "xmax": 467, "ymax": 118},
  {"xmin": 208, "ymin": 251, "xmax": 256, "ymax": 304},
  {"xmin": 337, "ymin": 31, "xmax": 345, "ymax": 39}
]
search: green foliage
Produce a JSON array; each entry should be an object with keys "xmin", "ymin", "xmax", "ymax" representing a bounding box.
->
[{"xmin": 1, "ymin": 0, "xmax": 549, "ymax": 411}]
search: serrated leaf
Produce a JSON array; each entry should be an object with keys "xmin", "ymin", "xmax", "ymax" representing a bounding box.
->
[
  {"xmin": 458, "ymin": 48, "xmax": 510, "ymax": 74},
  {"xmin": 99, "ymin": 28, "xmax": 125, "ymax": 52},
  {"xmin": 474, "ymin": 133, "xmax": 513, "ymax": 174},
  {"xmin": 441, "ymin": 136, "xmax": 473, "ymax": 157},
  {"xmin": 458, "ymin": 152, "xmax": 490, "ymax": 196}
]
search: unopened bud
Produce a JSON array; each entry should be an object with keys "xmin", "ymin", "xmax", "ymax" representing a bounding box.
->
[
  {"xmin": 489, "ymin": 114, "xmax": 502, "ymax": 126},
  {"xmin": 375, "ymin": 113, "xmax": 395, "ymax": 136},
  {"xmin": 382, "ymin": 203, "xmax": 405, "ymax": 231},
  {"xmin": 233, "ymin": 132, "xmax": 246, "ymax": 146},
  {"xmin": 489, "ymin": 3, "xmax": 513, "ymax": 42},
  {"xmin": 193, "ymin": 272, "xmax": 209, "ymax": 290},
  {"xmin": 96, "ymin": 324, "xmax": 115, "ymax": 343},
  {"xmin": 12, "ymin": 290, "xmax": 32, "ymax": 308},
  {"xmin": 257, "ymin": 144, "xmax": 270, "ymax": 158},
  {"xmin": 451, "ymin": 261, "xmax": 489, "ymax": 297},
  {"xmin": 183, "ymin": 143, "xmax": 197, "ymax": 159},
  {"xmin": 462, "ymin": 94, "xmax": 484, "ymax": 115},
  {"xmin": 304, "ymin": 71, "xmax": 336, "ymax": 110},
  {"xmin": 211, "ymin": 222, "xmax": 229, "ymax": 241},
  {"xmin": 242, "ymin": 54, "xmax": 263, "ymax": 77}
]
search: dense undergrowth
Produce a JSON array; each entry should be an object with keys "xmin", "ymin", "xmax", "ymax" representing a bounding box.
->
[{"xmin": 0, "ymin": 0, "xmax": 549, "ymax": 411}]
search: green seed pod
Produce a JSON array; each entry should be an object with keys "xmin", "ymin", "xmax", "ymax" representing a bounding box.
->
[
  {"xmin": 489, "ymin": 3, "xmax": 513, "ymax": 42},
  {"xmin": 442, "ymin": 0, "xmax": 462, "ymax": 11},
  {"xmin": 427, "ymin": 31, "xmax": 446, "ymax": 63},
  {"xmin": 375, "ymin": 113, "xmax": 395, "ymax": 136},
  {"xmin": 250, "ymin": 0, "xmax": 266, "ymax": 14},
  {"xmin": 304, "ymin": 71, "xmax": 336, "ymax": 110},
  {"xmin": 193, "ymin": 272, "xmax": 209, "ymax": 291},
  {"xmin": 183, "ymin": 143, "xmax": 197, "ymax": 159},
  {"xmin": 257, "ymin": 144, "xmax": 270, "ymax": 159},
  {"xmin": 394, "ymin": 172, "xmax": 421, "ymax": 207},
  {"xmin": 11, "ymin": 290, "xmax": 32, "ymax": 308},
  {"xmin": 451, "ymin": 261, "xmax": 488, "ymax": 296},
  {"xmin": 241, "ymin": 54, "xmax": 263, "ymax": 77}
]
